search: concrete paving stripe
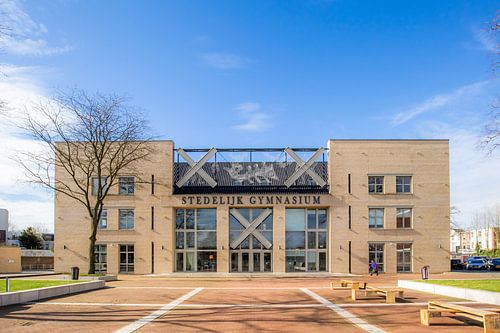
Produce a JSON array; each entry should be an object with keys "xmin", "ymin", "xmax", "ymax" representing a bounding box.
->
[
  {"xmin": 301, "ymin": 288, "xmax": 386, "ymax": 333},
  {"xmin": 114, "ymin": 287, "xmax": 203, "ymax": 333}
]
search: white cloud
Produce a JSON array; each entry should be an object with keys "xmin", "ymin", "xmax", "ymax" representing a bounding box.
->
[
  {"xmin": 0, "ymin": 65, "xmax": 55, "ymax": 232},
  {"xmin": 0, "ymin": 0, "xmax": 72, "ymax": 56},
  {"xmin": 200, "ymin": 52, "xmax": 250, "ymax": 69},
  {"xmin": 473, "ymin": 28, "xmax": 498, "ymax": 53},
  {"xmin": 391, "ymin": 80, "xmax": 490, "ymax": 126},
  {"xmin": 233, "ymin": 102, "xmax": 273, "ymax": 132}
]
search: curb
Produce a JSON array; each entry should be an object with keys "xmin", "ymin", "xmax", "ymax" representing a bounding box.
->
[
  {"xmin": 0, "ymin": 280, "xmax": 105, "ymax": 307},
  {"xmin": 398, "ymin": 280, "xmax": 500, "ymax": 305}
]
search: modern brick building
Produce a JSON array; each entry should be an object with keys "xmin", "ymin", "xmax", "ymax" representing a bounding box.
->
[{"xmin": 54, "ymin": 139, "xmax": 451, "ymax": 275}]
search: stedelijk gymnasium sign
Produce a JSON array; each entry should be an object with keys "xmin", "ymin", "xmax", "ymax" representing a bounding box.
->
[{"xmin": 180, "ymin": 195, "xmax": 322, "ymax": 206}]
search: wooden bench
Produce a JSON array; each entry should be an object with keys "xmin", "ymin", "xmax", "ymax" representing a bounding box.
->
[
  {"xmin": 420, "ymin": 301, "xmax": 500, "ymax": 333},
  {"xmin": 352, "ymin": 286, "xmax": 404, "ymax": 304},
  {"xmin": 330, "ymin": 279, "xmax": 367, "ymax": 291}
]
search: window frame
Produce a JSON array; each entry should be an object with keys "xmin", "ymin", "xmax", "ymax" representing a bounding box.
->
[
  {"xmin": 396, "ymin": 176, "xmax": 412, "ymax": 194},
  {"xmin": 92, "ymin": 176, "xmax": 107, "ymax": 196},
  {"xmin": 396, "ymin": 243, "xmax": 412, "ymax": 272},
  {"xmin": 368, "ymin": 242, "xmax": 385, "ymax": 272},
  {"xmin": 396, "ymin": 208, "xmax": 412, "ymax": 229},
  {"xmin": 94, "ymin": 244, "xmax": 107, "ymax": 273},
  {"xmin": 285, "ymin": 208, "xmax": 328, "ymax": 272},
  {"xmin": 118, "ymin": 208, "xmax": 135, "ymax": 230},
  {"xmin": 368, "ymin": 176, "xmax": 384, "ymax": 194},
  {"xmin": 119, "ymin": 244, "xmax": 134, "ymax": 273},
  {"xmin": 119, "ymin": 176, "xmax": 135, "ymax": 195},
  {"xmin": 368, "ymin": 208, "xmax": 384, "ymax": 229},
  {"xmin": 175, "ymin": 208, "xmax": 217, "ymax": 272},
  {"xmin": 98, "ymin": 209, "xmax": 107, "ymax": 229}
]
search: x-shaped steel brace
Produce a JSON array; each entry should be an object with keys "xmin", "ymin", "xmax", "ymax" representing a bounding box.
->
[
  {"xmin": 230, "ymin": 208, "xmax": 273, "ymax": 249},
  {"xmin": 284, "ymin": 148, "xmax": 326, "ymax": 187},
  {"xmin": 176, "ymin": 148, "xmax": 217, "ymax": 188}
]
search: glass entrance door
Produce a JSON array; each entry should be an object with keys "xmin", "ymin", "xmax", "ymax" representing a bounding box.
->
[{"xmin": 230, "ymin": 251, "xmax": 272, "ymax": 272}]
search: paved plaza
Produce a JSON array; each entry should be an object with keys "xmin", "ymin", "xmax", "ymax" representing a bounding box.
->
[{"xmin": 1, "ymin": 273, "xmax": 499, "ymax": 332}]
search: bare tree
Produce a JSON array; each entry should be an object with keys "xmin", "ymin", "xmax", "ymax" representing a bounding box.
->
[
  {"xmin": 16, "ymin": 89, "xmax": 155, "ymax": 273},
  {"xmin": 480, "ymin": 12, "xmax": 500, "ymax": 153}
]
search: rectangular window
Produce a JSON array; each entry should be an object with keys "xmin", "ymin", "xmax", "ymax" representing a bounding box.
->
[
  {"xmin": 396, "ymin": 208, "xmax": 412, "ymax": 228},
  {"xmin": 368, "ymin": 243, "xmax": 384, "ymax": 272},
  {"xmin": 119, "ymin": 177, "xmax": 135, "ymax": 195},
  {"xmin": 151, "ymin": 174, "xmax": 155, "ymax": 194},
  {"xmin": 119, "ymin": 209, "xmax": 134, "ymax": 230},
  {"xmin": 368, "ymin": 176, "xmax": 384, "ymax": 193},
  {"xmin": 98, "ymin": 209, "xmax": 107, "ymax": 229},
  {"xmin": 396, "ymin": 176, "xmax": 412, "ymax": 193},
  {"xmin": 94, "ymin": 244, "xmax": 107, "ymax": 273},
  {"xmin": 348, "ymin": 174, "xmax": 351, "ymax": 194},
  {"xmin": 285, "ymin": 208, "xmax": 327, "ymax": 272},
  {"xmin": 92, "ymin": 176, "xmax": 107, "ymax": 196},
  {"xmin": 151, "ymin": 206, "xmax": 155, "ymax": 230},
  {"xmin": 175, "ymin": 209, "xmax": 217, "ymax": 272},
  {"xmin": 348, "ymin": 206, "xmax": 351, "ymax": 229},
  {"xmin": 397, "ymin": 243, "xmax": 412, "ymax": 272},
  {"xmin": 368, "ymin": 208, "xmax": 384, "ymax": 228},
  {"xmin": 119, "ymin": 244, "xmax": 134, "ymax": 273}
]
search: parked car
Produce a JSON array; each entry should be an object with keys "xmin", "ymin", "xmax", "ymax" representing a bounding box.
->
[
  {"xmin": 488, "ymin": 258, "xmax": 500, "ymax": 271},
  {"xmin": 450, "ymin": 259, "xmax": 463, "ymax": 270},
  {"xmin": 466, "ymin": 259, "xmax": 488, "ymax": 270},
  {"xmin": 465, "ymin": 256, "xmax": 487, "ymax": 264}
]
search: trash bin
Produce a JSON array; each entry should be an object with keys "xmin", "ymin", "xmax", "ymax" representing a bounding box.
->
[
  {"xmin": 71, "ymin": 266, "xmax": 80, "ymax": 280},
  {"xmin": 421, "ymin": 265, "xmax": 430, "ymax": 280}
]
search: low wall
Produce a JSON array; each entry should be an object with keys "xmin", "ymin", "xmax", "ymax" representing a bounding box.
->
[
  {"xmin": 0, "ymin": 280, "xmax": 105, "ymax": 307},
  {"xmin": 398, "ymin": 280, "xmax": 500, "ymax": 305}
]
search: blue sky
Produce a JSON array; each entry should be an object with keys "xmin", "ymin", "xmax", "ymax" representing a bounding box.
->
[{"xmin": 0, "ymin": 0, "xmax": 499, "ymax": 231}]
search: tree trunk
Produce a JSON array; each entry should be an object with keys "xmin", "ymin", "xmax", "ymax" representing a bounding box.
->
[{"xmin": 88, "ymin": 217, "xmax": 99, "ymax": 274}]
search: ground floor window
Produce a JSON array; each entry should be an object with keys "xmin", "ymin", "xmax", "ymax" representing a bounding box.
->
[
  {"xmin": 229, "ymin": 208, "xmax": 273, "ymax": 272},
  {"xmin": 368, "ymin": 243, "xmax": 384, "ymax": 272},
  {"xmin": 175, "ymin": 208, "xmax": 217, "ymax": 272},
  {"xmin": 94, "ymin": 244, "xmax": 107, "ymax": 273},
  {"xmin": 396, "ymin": 243, "xmax": 412, "ymax": 272},
  {"xmin": 119, "ymin": 244, "xmax": 134, "ymax": 273},
  {"xmin": 285, "ymin": 208, "xmax": 327, "ymax": 272}
]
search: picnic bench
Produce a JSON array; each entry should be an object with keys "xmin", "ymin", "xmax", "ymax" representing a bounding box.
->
[
  {"xmin": 330, "ymin": 279, "xmax": 367, "ymax": 291},
  {"xmin": 420, "ymin": 301, "xmax": 500, "ymax": 333},
  {"xmin": 352, "ymin": 286, "xmax": 405, "ymax": 304}
]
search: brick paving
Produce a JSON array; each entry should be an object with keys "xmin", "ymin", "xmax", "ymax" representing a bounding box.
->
[{"xmin": 0, "ymin": 272, "xmax": 498, "ymax": 332}]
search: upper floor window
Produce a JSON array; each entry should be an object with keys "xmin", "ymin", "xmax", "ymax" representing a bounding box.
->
[
  {"xmin": 396, "ymin": 208, "xmax": 412, "ymax": 228},
  {"xmin": 92, "ymin": 176, "xmax": 107, "ymax": 196},
  {"xmin": 119, "ymin": 209, "xmax": 134, "ymax": 229},
  {"xmin": 98, "ymin": 209, "xmax": 107, "ymax": 229},
  {"xmin": 368, "ymin": 176, "xmax": 384, "ymax": 194},
  {"xmin": 369, "ymin": 208, "xmax": 384, "ymax": 228},
  {"xmin": 396, "ymin": 176, "xmax": 411, "ymax": 193},
  {"xmin": 119, "ymin": 177, "xmax": 135, "ymax": 195}
]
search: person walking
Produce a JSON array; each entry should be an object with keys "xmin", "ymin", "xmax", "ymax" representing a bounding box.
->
[{"xmin": 369, "ymin": 259, "xmax": 379, "ymax": 276}]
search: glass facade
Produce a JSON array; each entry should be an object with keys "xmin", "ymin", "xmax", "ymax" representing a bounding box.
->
[
  {"xmin": 98, "ymin": 209, "xmax": 107, "ymax": 229},
  {"xmin": 285, "ymin": 208, "xmax": 327, "ymax": 272},
  {"xmin": 229, "ymin": 208, "xmax": 273, "ymax": 272},
  {"xmin": 175, "ymin": 208, "xmax": 217, "ymax": 272}
]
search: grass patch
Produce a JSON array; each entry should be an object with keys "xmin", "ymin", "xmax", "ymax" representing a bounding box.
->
[
  {"xmin": 79, "ymin": 273, "xmax": 105, "ymax": 277},
  {"xmin": 418, "ymin": 279, "xmax": 500, "ymax": 292},
  {"xmin": 0, "ymin": 279, "xmax": 83, "ymax": 293}
]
